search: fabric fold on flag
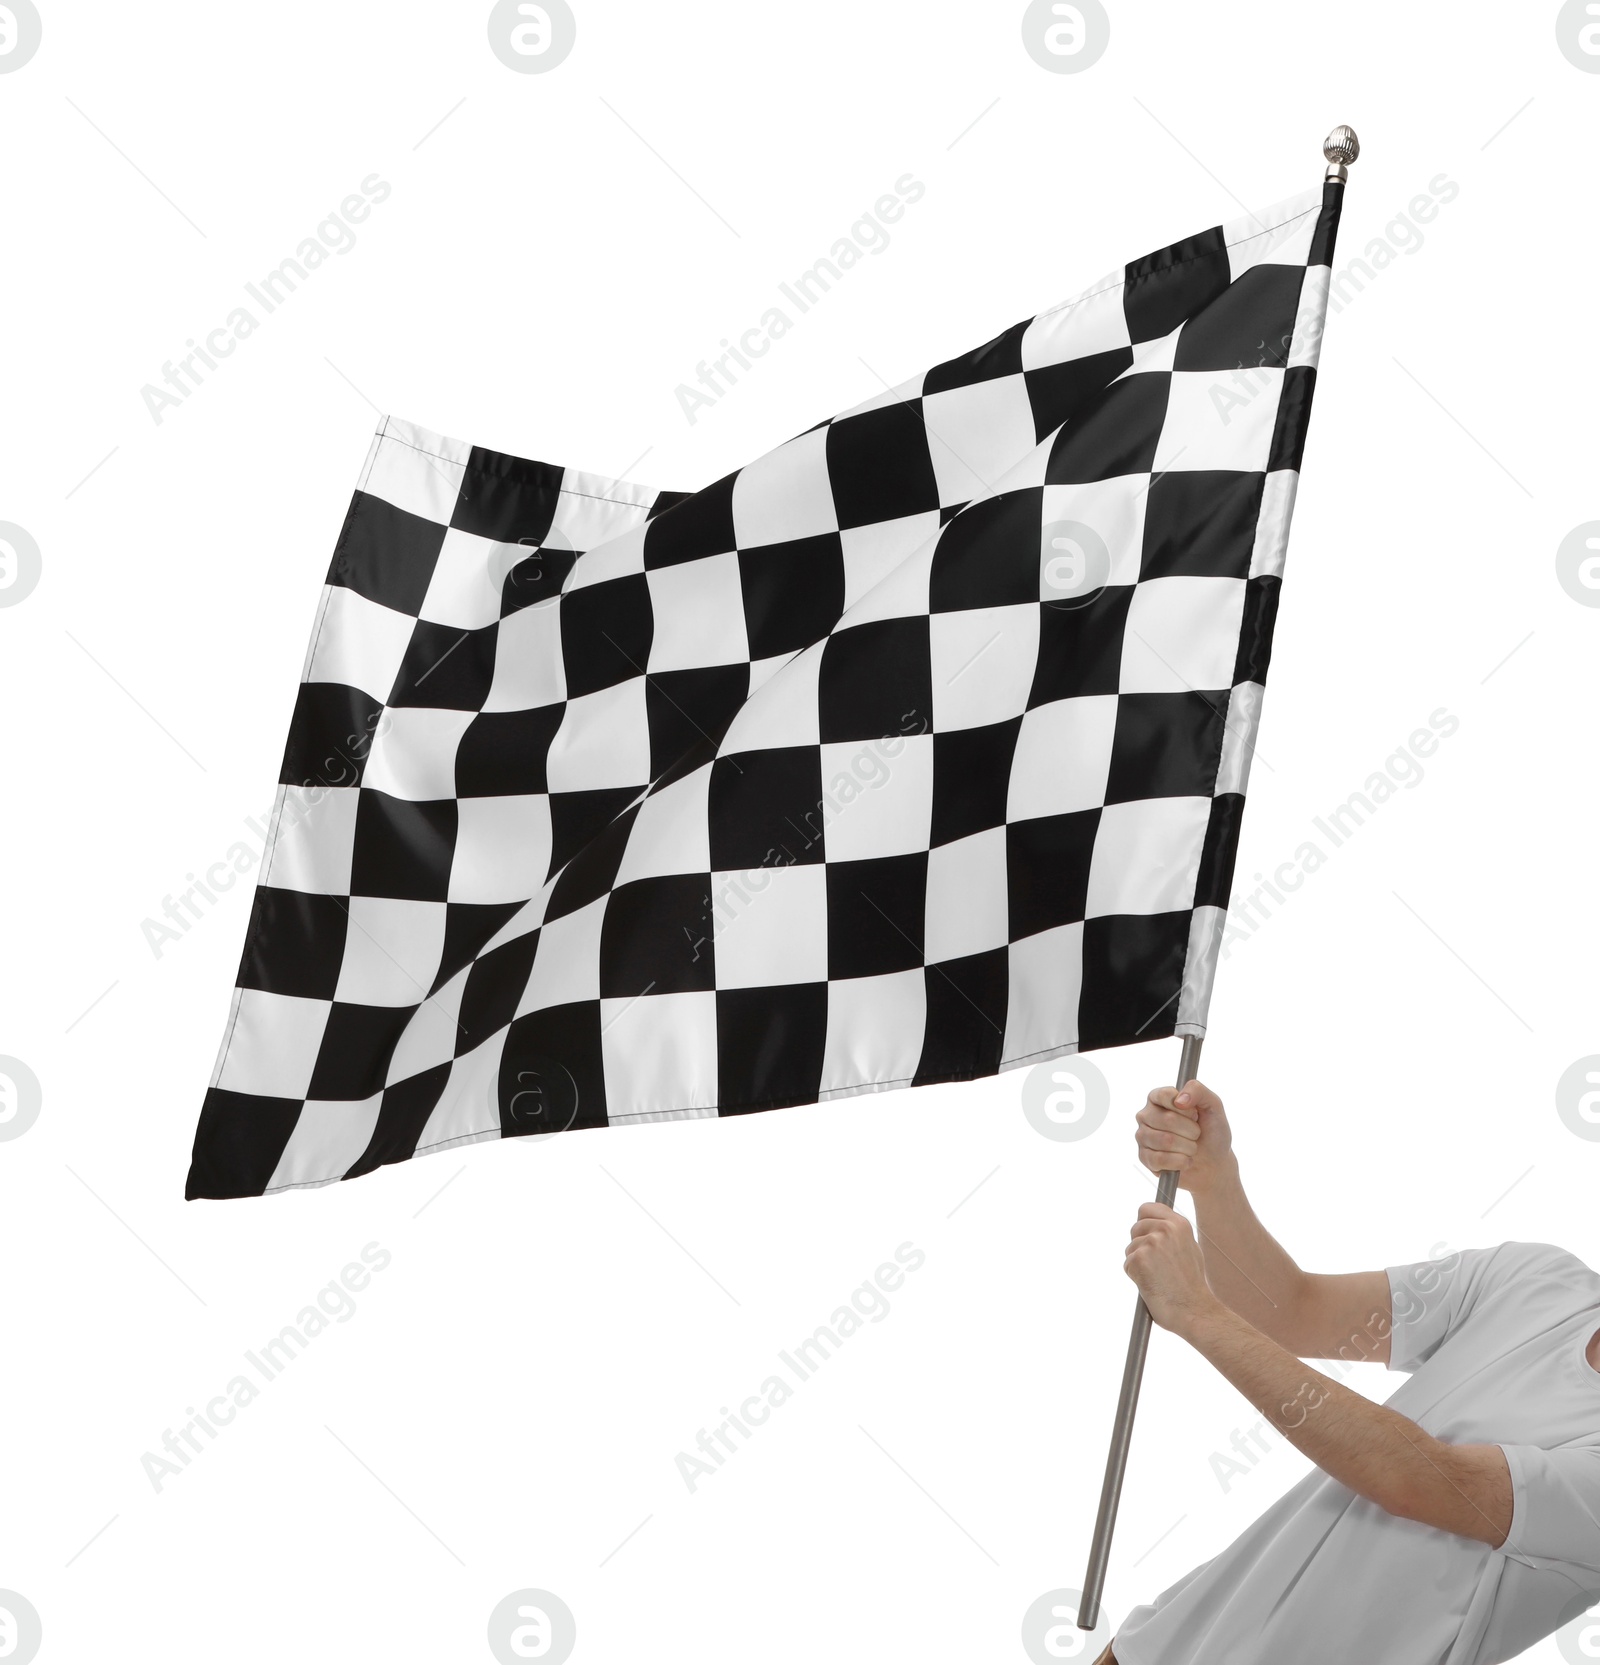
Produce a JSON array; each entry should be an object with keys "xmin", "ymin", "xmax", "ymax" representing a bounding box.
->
[{"xmin": 189, "ymin": 181, "xmax": 1344, "ymax": 1199}]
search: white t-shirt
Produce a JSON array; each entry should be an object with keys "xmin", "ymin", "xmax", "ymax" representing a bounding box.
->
[{"xmin": 1114, "ymin": 1242, "xmax": 1600, "ymax": 1665}]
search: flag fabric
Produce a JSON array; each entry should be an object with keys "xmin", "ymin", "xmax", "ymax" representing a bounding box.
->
[{"xmin": 188, "ymin": 179, "xmax": 1344, "ymax": 1199}]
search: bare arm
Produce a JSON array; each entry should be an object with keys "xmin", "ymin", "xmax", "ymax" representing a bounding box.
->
[
  {"xmin": 1135, "ymin": 1080, "xmax": 1392, "ymax": 1363},
  {"xmin": 1126, "ymin": 1203, "xmax": 1513, "ymax": 1548}
]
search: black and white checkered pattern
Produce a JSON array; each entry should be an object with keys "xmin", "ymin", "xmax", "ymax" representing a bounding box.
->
[{"xmin": 188, "ymin": 182, "xmax": 1343, "ymax": 1198}]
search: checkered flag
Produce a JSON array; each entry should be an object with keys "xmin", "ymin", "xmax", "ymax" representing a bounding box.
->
[{"xmin": 188, "ymin": 181, "xmax": 1343, "ymax": 1198}]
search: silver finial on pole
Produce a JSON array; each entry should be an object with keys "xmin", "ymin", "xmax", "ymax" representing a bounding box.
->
[{"xmin": 1323, "ymin": 125, "xmax": 1360, "ymax": 183}]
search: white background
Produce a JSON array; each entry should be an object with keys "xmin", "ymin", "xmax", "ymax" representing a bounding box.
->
[{"xmin": 3, "ymin": 2, "xmax": 1599, "ymax": 1661}]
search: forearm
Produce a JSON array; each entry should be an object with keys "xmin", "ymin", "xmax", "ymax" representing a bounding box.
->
[
  {"xmin": 1188, "ymin": 1162, "xmax": 1309, "ymax": 1337},
  {"xmin": 1133, "ymin": 1082, "xmax": 1389, "ymax": 1360},
  {"xmin": 1180, "ymin": 1300, "xmax": 1510, "ymax": 1546}
]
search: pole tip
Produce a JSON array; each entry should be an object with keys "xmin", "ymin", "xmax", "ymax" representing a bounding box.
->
[{"xmin": 1323, "ymin": 125, "xmax": 1360, "ymax": 183}]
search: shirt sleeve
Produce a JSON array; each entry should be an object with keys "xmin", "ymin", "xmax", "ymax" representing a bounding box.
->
[
  {"xmin": 1384, "ymin": 1245, "xmax": 1501, "ymax": 1373},
  {"xmin": 1501, "ymin": 1444, "xmax": 1600, "ymax": 1581},
  {"xmin": 1386, "ymin": 1242, "xmax": 1588, "ymax": 1373}
]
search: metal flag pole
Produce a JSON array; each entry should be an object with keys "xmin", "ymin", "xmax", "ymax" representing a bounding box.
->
[
  {"xmin": 1075, "ymin": 1031, "xmax": 1203, "ymax": 1634},
  {"xmin": 1075, "ymin": 125, "xmax": 1361, "ymax": 1638}
]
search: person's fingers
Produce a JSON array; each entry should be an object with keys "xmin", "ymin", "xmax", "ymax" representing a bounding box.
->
[
  {"xmin": 1138, "ymin": 1149, "xmax": 1191, "ymax": 1177},
  {"xmin": 1135, "ymin": 1116, "xmax": 1199, "ymax": 1154},
  {"xmin": 1132, "ymin": 1205, "xmax": 1194, "ymax": 1245},
  {"xmin": 1138, "ymin": 1142, "xmax": 1197, "ymax": 1172},
  {"xmin": 1144, "ymin": 1086, "xmax": 1183, "ymax": 1116},
  {"xmin": 1173, "ymin": 1078, "xmax": 1223, "ymax": 1116},
  {"xmin": 1138, "ymin": 1101, "xmax": 1201, "ymax": 1138},
  {"xmin": 1137, "ymin": 1119, "xmax": 1197, "ymax": 1155}
]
